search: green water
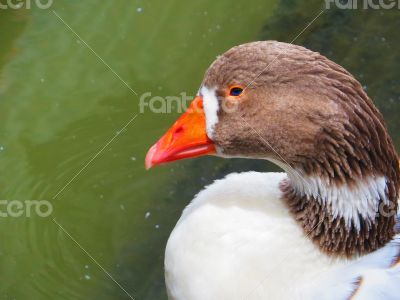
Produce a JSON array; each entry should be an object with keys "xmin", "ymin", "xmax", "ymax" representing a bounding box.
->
[
  {"xmin": 0, "ymin": 1, "xmax": 399, "ymax": 299},
  {"xmin": 0, "ymin": 1, "xmax": 278, "ymax": 299}
]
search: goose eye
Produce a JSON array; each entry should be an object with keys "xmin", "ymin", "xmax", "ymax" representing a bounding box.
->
[{"xmin": 229, "ymin": 86, "xmax": 243, "ymax": 97}]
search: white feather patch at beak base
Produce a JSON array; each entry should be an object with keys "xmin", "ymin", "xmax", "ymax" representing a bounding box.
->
[{"xmin": 200, "ymin": 86, "xmax": 219, "ymax": 139}]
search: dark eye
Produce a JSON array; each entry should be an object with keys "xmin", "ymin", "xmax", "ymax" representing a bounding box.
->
[{"xmin": 229, "ymin": 86, "xmax": 243, "ymax": 97}]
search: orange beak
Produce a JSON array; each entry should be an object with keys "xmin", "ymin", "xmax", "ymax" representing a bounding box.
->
[{"xmin": 145, "ymin": 96, "xmax": 216, "ymax": 169}]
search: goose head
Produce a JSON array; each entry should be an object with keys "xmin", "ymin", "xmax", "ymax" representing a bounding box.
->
[
  {"xmin": 146, "ymin": 41, "xmax": 397, "ymax": 178},
  {"xmin": 146, "ymin": 41, "xmax": 337, "ymax": 166}
]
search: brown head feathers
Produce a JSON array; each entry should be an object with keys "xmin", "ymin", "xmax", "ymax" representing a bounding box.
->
[{"xmin": 201, "ymin": 41, "xmax": 399, "ymax": 256}]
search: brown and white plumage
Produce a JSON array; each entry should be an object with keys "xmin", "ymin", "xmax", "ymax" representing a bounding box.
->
[{"xmin": 146, "ymin": 41, "xmax": 400, "ymax": 300}]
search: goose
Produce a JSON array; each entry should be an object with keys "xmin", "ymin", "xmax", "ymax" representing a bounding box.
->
[{"xmin": 145, "ymin": 41, "xmax": 400, "ymax": 300}]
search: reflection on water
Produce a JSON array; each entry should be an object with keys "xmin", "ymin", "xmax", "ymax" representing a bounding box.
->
[{"xmin": 0, "ymin": 0, "xmax": 398, "ymax": 299}]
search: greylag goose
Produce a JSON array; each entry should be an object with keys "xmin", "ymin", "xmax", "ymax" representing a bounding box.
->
[{"xmin": 146, "ymin": 41, "xmax": 400, "ymax": 300}]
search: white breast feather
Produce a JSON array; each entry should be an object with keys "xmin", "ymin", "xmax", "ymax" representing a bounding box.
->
[{"xmin": 165, "ymin": 172, "xmax": 400, "ymax": 300}]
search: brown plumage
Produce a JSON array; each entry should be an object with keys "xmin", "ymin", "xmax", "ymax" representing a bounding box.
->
[{"xmin": 201, "ymin": 41, "xmax": 399, "ymax": 256}]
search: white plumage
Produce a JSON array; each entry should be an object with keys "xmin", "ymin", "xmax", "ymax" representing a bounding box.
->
[{"xmin": 165, "ymin": 172, "xmax": 400, "ymax": 300}]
